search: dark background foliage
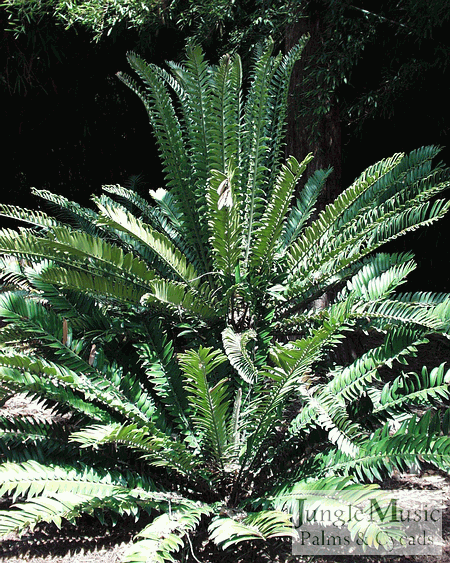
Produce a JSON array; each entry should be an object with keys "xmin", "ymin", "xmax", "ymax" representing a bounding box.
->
[{"xmin": 2, "ymin": 0, "xmax": 450, "ymax": 289}]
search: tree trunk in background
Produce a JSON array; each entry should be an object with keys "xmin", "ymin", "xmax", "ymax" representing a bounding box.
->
[{"xmin": 285, "ymin": 6, "xmax": 342, "ymax": 210}]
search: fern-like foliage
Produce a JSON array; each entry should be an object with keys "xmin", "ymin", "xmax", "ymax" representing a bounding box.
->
[{"xmin": 1, "ymin": 39, "xmax": 450, "ymax": 562}]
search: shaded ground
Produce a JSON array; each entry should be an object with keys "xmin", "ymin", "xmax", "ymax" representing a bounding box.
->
[{"xmin": 0, "ymin": 517, "xmax": 134, "ymax": 563}]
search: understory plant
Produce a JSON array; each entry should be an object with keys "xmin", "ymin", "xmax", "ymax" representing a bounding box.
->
[{"xmin": 1, "ymin": 38, "xmax": 450, "ymax": 561}]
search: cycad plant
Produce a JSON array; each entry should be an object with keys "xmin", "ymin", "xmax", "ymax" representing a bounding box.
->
[{"xmin": 1, "ymin": 38, "xmax": 450, "ymax": 561}]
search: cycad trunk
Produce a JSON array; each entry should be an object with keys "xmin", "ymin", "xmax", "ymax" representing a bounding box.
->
[{"xmin": 285, "ymin": 6, "xmax": 342, "ymax": 211}]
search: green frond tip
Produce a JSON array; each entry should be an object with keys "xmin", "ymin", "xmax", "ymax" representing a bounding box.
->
[
  {"xmin": 0, "ymin": 460, "xmax": 129, "ymax": 502},
  {"xmin": 209, "ymin": 510, "xmax": 295, "ymax": 549},
  {"xmin": 0, "ymin": 460, "xmax": 149, "ymax": 536},
  {"xmin": 0, "ymin": 203, "xmax": 62, "ymax": 229},
  {"xmin": 222, "ymin": 327, "xmax": 258, "ymax": 384},
  {"xmin": 250, "ymin": 153, "xmax": 314, "ymax": 268},
  {"xmin": 180, "ymin": 347, "xmax": 230, "ymax": 465},
  {"xmin": 0, "ymin": 492, "xmax": 89, "ymax": 535},
  {"xmin": 124, "ymin": 505, "xmax": 213, "ymax": 563}
]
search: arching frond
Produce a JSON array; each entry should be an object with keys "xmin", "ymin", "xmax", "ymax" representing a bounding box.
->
[
  {"xmin": 124, "ymin": 505, "xmax": 213, "ymax": 563},
  {"xmin": 95, "ymin": 199, "xmax": 199, "ymax": 284},
  {"xmin": 285, "ymin": 151, "xmax": 406, "ymax": 268},
  {"xmin": 327, "ymin": 325, "xmax": 429, "ymax": 403},
  {"xmin": 118, "ymin": 53, "xmax": 210, "ymax": 274},
  {"xmin": 372, "ymin": 363, "xmax": 450, "ymax": 419},
  {"xmin": 279, "ymin": 167, "xmax": 333, "ymax": 251},
  {"xmin": 31, "ymin": 189, "xmax": 103, "ymax": 235},
  {"xmin": 209, "ymin": 510, "xmax": 295, "ymax": 549},
  {"xmin": 141, "ymin": 279, "xmax": 220, "ymax": 320},
  {"xmin": 0, "ymin": 459, "xmax": 131, "ymax": 501},
  {"xmin": 311, "ymin": 410, "xmax": 450, "ymax": 482},
  {"xmin": 222, "ymin": 327, "xmax": 258, "ymax": 385},
  {"xmin": 0, "ymin": 415, "xmax": 74, "ymax": 464},
  {"xmin": 0, "ymin": 203, "xmax": 62, "ymax": 230},
  {"xmin": 69, "ymin": 423, "xmax": 201, "ymax": 478}
]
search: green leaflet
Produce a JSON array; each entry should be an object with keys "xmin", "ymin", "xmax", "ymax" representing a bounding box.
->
[
  {"xmin": 222, "ymin": 327, "xmax": 258, "ymax": 384},
  {"xmin": 95, "ymin": 200, "xmax": 199, "ymax": 285},
  {"xmin": 209, "ymin": 510, "xmax": 295, "ymax": 549}
]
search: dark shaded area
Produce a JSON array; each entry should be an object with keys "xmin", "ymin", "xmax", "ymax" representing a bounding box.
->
[{"xmin": 1, "ymin": 13, "xmax": 185, "ymax": 208}]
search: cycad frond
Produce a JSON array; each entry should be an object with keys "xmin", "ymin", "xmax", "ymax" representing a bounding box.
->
[
  {"xmin": 0, "ymin": 415, "xmax": 74, "ymax": 464},
  {"xmin": 0, "ymin": 459, "xmax": 129, "ymax": 501},
  {"xmin": 209, "ymin": 510, "xmax": 295, "ymax": 549},
  {"xmin": 312, "ymin": 411, "xmax": 450, "ymax": 481},
  {"xmin": 263, "ymin": 36, "xmax": 309, "ymax": 190},
  {"xmin": 286, "ymin": 151, "xmax": 405, "ymax": 268},
  {"xmin": 124, "ymin": 505, "xmax": 213, "ymax": 563},
  {"xmin": 118, "ymin": 53, "xmax": 210, "ymax": 274},
  {"xmin": 342, "ymin": 251, "xmax": 416, "ymax": 301},
  {"xmin": 31, "ymin": 188, "xmax": 102, "ymax": 235},
  {"xmin": 209, "ymin": 52, "xmax": 242, "ymax": 174},
  {"xmin": 279, "ymin": 167, "xmax": 333, "ymax": 251},
  {"xmin": 102, "ymin": 184, "xmax": 157, "ymax": 222},
  {"xmin": 69, "ymin": 423, "xmax": 200, "ymax": 477},
  {"xmin": 0, "ymin": 203, "xmax": 62, "ymax": 230},
  {"xmin": 327, "ymin": 325, "xmax": 428, "ymax": 403},
  {"xmin": 359, "ymin": 298, "xmax": 449, "ymax": 332},
  {"xmin": 25, "ymin": 275, "xmax": 113, "ymax": 331},
  {"xmin": 0, "ymin": 481, "xmax": 166, "ymax": 536},
  {"xmin": 95, "ymin": 199, "xmax": 198, "ymax": 284},
  {"xmin": 250, "ymin": 154, "xmax": 313, "ymax": 269},
  {"xmin": 241, "ymin": 39, "xmax": 277, "ymax": 266},
  {"xmin": 0, "ymin": 227, "xmax": 156, "ymax": 300},
  {"xmin": 373, "ymin": 363, "xmax": 450, "ymax": 419},
  {"xmin": 0, "ymin": 294, "xmax": 158, "ymax": 425},
  {"xmin": 176, "ymin": 43, "xmax": 213, "ymax": 203},
  {"xmin": 222, "ymin": 327, "xmax": 258, "ymax": 385},
  {"xmin": 0, "ymin": 492, "xmax": 91, "ymax": 534},
  {"xmin": 135, "ymin": 320, "xmax": 190, "ymax": 432},
  {"xmin": 0, "ymin": 354, "xmax": 112, "ymax": 422},
  {"xmin": 285, "ymin": 194, "xmax": 449, "ymax": 303},
  {"xmin": 38, "ymin": 266, "xmax": 148, "ymax": 306},
  {"xmin": 180, "ymin": 347, "xmax": 230, "ymax": 466},
  {"xmin": 141, "ymin": 279, "xmax": 220, "ymax": 320},
  {"xmin": 336, "ymin": 145, "xmax": 442, "ymax": 227},
  {"xmin": 206, "ymin": 166, "xmax": 242, "ymax": 280}
]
